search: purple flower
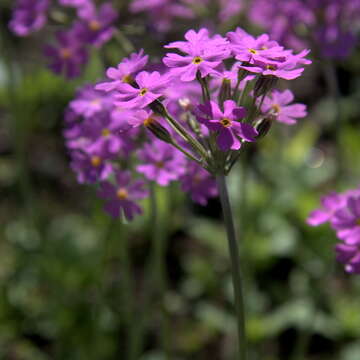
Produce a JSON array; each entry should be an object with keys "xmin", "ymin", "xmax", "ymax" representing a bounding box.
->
[
  {"xmin": 96, "ymin": 50, "xmax": 148, "ymax": 92},
  {"xmin": 163, "ymin": 28, "xmax": 230, "ymax": 81},
  {"xmin": 240, "ymin": 51, "xmax": 311, "ymax": 80},
  {"xmin": 69, "ymin": 85, "xmax": 113, "ymax": 118},
  {"xmin": 9, "ymin": 0, "xmax": 49, "ymax": 36},
  {"xmin": 335, "ymin": 243, "xmax": 360, "ymax": 274},
  {"xmin": 44, "ymin": 27, "xmax": 88, "ymax": 79},
  {"xmin": 197, "ymin": 100, "xmax": 257, "ymax": 151},
  {"xmin": 114, "ymin": 71, "xmax": 169, "ymax": 109},
  {"xmin": 130, "ymin": 0, "xmax": 194, "ymax": 32},
  {"xmin": 70, "ymin": 150, "xmax": 113, "ymax": 184},
  {"xmin": 136, "ymin": 140, "xmax": 186, "ymax": 186},
  {"xmin": 98, "ymin": 171, "xmax": 149, "ymax": 220},
  {"xmin": 261, "ymin": 89, "xmax": 307, "ymax": 125},
  {"xmin": 331, "ymin": 196, "xmax": 360, "ymax": 246},
  {"xmin": 82, "ymin": 112, "xmax": 131, "ymax": 156},
  {"xmin": 227, "ymin": 28, "xmax": 285, "ymax": 64},
  {"xmin": 75, "ymin": 2, "xmax": 118, "ymax": 47},
  {"xmin": 307, "ymin": 192, "xmax": 347, "ymax": 226},
  {"xmin": 180, "ymin": 162, "xmax": 218, "ymax": 205}
]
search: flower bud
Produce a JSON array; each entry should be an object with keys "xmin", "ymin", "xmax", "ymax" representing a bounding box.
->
[
  {"xmin": 254, "ymin": 75, "xmax": 278, "ymax": 98},
  {"xmin": 218, "ymin": 78, "xmax": 232, "ymax": 105},
  {"xmin": 144, "ymin": 117, "xmax": 173, "ymax": 144},
  {"xmin": 253, "ymin": 115, "xmax": 275, "ymax": 139}
]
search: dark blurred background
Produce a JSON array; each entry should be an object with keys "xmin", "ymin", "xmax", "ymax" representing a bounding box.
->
[{"xmin": 1, "ymin": 0, "xmax": 360, "ymax": 359}]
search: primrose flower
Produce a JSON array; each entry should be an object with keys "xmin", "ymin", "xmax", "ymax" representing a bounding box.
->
[
  {"xmin": 98, "ymin": 171, "xmax": 149, "ymax": 220},
  {"xmin": 227, "ymin": 28, "xmax": 285, "ymax": 64},
  {"xmin": 82, "ymin": 112, "xmax": 131, "ymax": 156},
  {"xmin": 308, "ymin": 187, "xmax": 360, "ymax": 274},
  {"xmin": 69, "ymin": 85, "xmax": 113, "ymax": 119},
  {"xmin": 130, "ymin": 0, "xmax": 194, "ymax": 32},
  {"xmin": 75, "ymin": 2, "xmax": 118, "ymax": 47},
  {"xmin": 136, "ymin": 140, "xmax": 186, "ymax": 186},
  {"xmin": 70, "ymin": 150, "xmax": 113, "ymax": 184},
  {"xmin": 44, "ymin": 28, "xmax": 88, "ymax": 79},
  {"xmin": 9, "ymin": 0, "xmax": 49, "ymax": 36},
  {"xmin": 114, "ymin": 71, "xmax": 170, "ymax": 109},
  {"xmin": 307, "ymin": 192, "xmax": 347, "ymax": 226},
  {"xmin": 96, "ymin": 50, "xmax": 148, "ymax": 92},
  {"xmin": 180, "ymin": 162, "xmax": 218, "ymax": 205},
  {"xmin": 261, "ymin": 89, "xmax": 307, "ymax": 125},
  {"xmin": 163, "ymin": 28, "xmax": 230, "ymax": 81},
  {"xmin": 331, "ymin": 196, "xmax": 360, "ymax": 246},
  {"xmin": 335, "ymin": 243, "xmax": 360, "ymax": 274},
  {"xmin": 197, "ymin": 100, "xmax": 257, "ymax": 151}
]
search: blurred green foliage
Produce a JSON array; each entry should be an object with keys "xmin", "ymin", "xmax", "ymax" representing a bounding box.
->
[{"xmin": 1, "ymin": 1, "xmax": 360, "ymax": 359}]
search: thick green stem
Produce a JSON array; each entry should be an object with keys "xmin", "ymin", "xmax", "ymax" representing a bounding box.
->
[{"xmin": 216, "ymin": 174, "xmax": 247, "ymax": 360}]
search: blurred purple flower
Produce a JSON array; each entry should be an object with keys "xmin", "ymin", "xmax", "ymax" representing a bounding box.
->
[
  {"xmin": 9, "ymin": 0, "xmax": 49, "ymax": 36},
  {"xmin": 136, "ymin": 140, "xmax": 186, "ymax": 186},
  {"xmin": 75, "ymin": 2, "xmax": 118, "ymax": 47},
  {"xmin": 307, "ymin": 192, "xmax": 347, "ymax": 226},
  {"xmin": 331, "ymin": 196, "xmax": 360, "ymax": 246},
  {"xmin": 44, "ymin": 27, "xmax": 88, "ymax": 79},
  {"xmin": 180, "ymin": 162, "xmax": 218, "ymax": 205},
  {"xmin": 70, "ymin": 150, "xmax": 113, "ymax": 184},
  {"xmin": 98, "ymin": 171, "xmax": 149, "ymax": 220},
  {"xmin": 261, "ymin": 89, "xmax": 307, "ymax": 125}
]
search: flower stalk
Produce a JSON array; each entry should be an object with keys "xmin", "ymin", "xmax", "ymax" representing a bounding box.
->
[{"xmin": 216, "ymin": 174, "xmax": 247, "ymax": 360}]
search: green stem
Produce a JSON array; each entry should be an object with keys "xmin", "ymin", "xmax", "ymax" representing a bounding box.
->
[
  {"xmin": 129, "ymin": 183, "xmax": 170, "ymax": 359},
  {"xmin": 216, "ymin": 174, "xmax": 247, "ymax": 360}
]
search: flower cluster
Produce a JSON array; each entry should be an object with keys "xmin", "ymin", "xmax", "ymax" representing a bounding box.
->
[
  {"xmin": 249, "ymin": 0, "xmax": 360, "ymax": 59},
  {"xmin": 9, "ymin": 0, "xmax": 118, "ymax": 78},
  {"xmin": 65, "ymin": 27, "xmax": 310, "ymax": 221},
  {"xmin": 308, "ymin": 186, "xmax": 360, "ymax": 274}
]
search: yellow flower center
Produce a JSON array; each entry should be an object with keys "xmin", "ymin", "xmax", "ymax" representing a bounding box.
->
[
  {"xmin": 357, "ymin": 219, "xmax": 360, "ymax": 226},
  {"xmin": 143, "ymin": 117, "xmax": 155, "ymax": 127},
  {"xmin": 60, "ymin": 48, "xmax": 72, "ymax": 59},
  {"xmin": 266, "ymin": 65, "xmax": 276, "ymax": 71},
  {"xmin": 91, "ymin": 98, "xmax": 101, "ymax": 105},
  {"xmin": 116, "ymin": 188, "xmax": 128, "ymax": 200},
  {"xmin": 102, "ymin": 128, "xmax": 111, "ymax": 137},
  {"xmin": 271, "ymin": 104, "xmax": 281, "ymax": 113},
  {"xmin": 156, "ymin": 161, "xmax": 164, "ymax": 168},
  {"xmin": 90, "ymin": 156, "xmax": 102, "ymax": 167},
  {"xmin": 139, "ymin": 88, "xmax": 148, "ymax": 96},
  {"xmin": 192, "ymin": 56, "xmax": 203, "ymax": 65},
  {"xmin": 122, "ymin": 74, "xmax": 134, "ymax": 84},
  {"xmin": 89, "ymin": 20, "xmax": 101, "ymax": 31},
  {"xmin": 248, "ymin": 48, "xmax": 257, "ymax": 54},
  {"xmin": 220, "ymin": 118, "xmax": 232, "ymax": 127}
]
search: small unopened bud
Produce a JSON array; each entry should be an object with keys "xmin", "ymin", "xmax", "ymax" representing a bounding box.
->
[
  {"xmin": 237, "ymin": 67, "xmax": 250, "ymax": 82},
  {"xmin": 218, "ymin": 78, "xmax": 232, "ymax": 105},
  {"xmin": 254, "ymin": 75, "xmax": 278, "ymax": 98},
  {"xmin": 149, "ymin": 100, "xmax": 167, "ymax": 116},
  {"xmin": 144, "ymin": 117, "xmax": 173, "ymax": 144},
  {"xmin": 253, "ymin": 115, "xmax": 275, "ymax": 139}
]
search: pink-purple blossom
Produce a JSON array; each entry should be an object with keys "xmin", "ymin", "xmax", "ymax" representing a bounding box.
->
[
  {"xmin": 163, "ymin": 29, "xmax": 230, "ymax": 81},
  {"xmin": 261, "ymin": 90, "xmax": 307, "ymax": 125},
  {"xmin": 44, "ymin": 28, "xmax": 88, "ymax": 79},
  {"xmin": 197, "ymin": 100, "xmax": 257, "ymax": 151},
  {"xmin": 96, "ymin": 50, "xmax": 148, "ymax": 92},
  {"xmin": 113, "ymin": 71, "xmax": 170, "ymax": 109},
  {"xmin": 9, "ymin": 0, "xmax": 49, "ymax": 36},
  {"xmin": 308, "ymin": 187, "xmax": 360, "ymax": 274},
  {"xmin": 136, "ymin": 140, "xmax": 186, "ymax": 186},
  {"xmin": 98, "ymin": 171, "xmax": 149, "ymax": 220}
]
